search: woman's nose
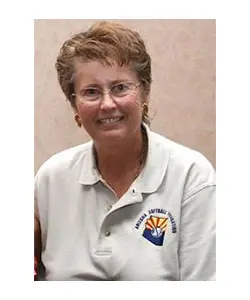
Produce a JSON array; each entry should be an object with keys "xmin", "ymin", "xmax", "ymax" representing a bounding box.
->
[{"xmin": 100, "ymin": 91, "xmax": 117, "ymax": 110}]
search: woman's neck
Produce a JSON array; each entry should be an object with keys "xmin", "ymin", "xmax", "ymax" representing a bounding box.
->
[{"xmin": 94, "ymin": 129, "xmax": 146, "ymax": 180}]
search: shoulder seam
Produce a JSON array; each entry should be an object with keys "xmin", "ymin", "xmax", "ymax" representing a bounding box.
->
[{"xmin": 184, "ymin": 183, "xmax": 216, "ymax": 201}]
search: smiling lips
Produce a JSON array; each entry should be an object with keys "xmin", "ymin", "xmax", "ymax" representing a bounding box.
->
[{"xmin": 98, "ymin": 116, "xmax": 124, "ymax": 124}]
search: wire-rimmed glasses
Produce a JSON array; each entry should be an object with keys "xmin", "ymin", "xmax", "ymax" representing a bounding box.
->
[{"xmin": 72, "ymin": 82, "xmax": 141, "ymax": 103}]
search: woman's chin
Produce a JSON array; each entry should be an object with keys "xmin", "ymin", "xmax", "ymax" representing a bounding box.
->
[{"xmin": 95, "ymin": 127, "xmax": 129, "ymax": 143}]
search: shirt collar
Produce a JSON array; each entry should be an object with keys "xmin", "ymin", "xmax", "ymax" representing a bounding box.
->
[
  {"xmin": 135, "ymin": 123, "xmax": 169, "ymax": 194},
  {"xmin": 78, "ymin": 142, "xmax": 100, "ymax": 185},
  {"xmin": 78, "ymin": 123, "xmax": 170, "ymax": 193}
]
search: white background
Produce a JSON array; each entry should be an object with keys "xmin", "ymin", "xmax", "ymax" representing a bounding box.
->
[{"xmin": 0, "ymin": 0, "xmax": 249, "ymax": 298}]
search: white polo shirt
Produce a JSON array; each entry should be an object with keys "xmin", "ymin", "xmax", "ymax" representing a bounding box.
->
[{"xmin": 35, "ymin": 124, "xmax": 216, "ymax": 281}]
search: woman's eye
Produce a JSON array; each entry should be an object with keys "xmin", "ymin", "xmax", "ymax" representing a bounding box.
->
[
  {"xmin": 84, "ymin": 88, "xmax": 100, "ymax": 96},
  {"xmin": 112, "ymin": 83, "xmax": 129, "ymax": 93}
]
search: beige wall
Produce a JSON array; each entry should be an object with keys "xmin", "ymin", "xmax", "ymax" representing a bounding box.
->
[{"xmin": 34, "ymin": 19, "xmax": 216, "ymax": 173}]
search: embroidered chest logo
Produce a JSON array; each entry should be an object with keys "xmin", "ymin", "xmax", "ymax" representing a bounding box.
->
[{"xmin": 135, "ymin": 208, "xmax": 177, "ymax": 246}]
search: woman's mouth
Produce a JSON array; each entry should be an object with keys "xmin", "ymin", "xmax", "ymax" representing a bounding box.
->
[{"xmin": 98, "ymin": 116, "xmax": 124, "ymax": 124}]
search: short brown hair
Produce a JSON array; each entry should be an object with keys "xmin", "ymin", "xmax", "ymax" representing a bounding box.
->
[{"xmin": 55, "ymin": 21, "xmax": 152, "ymax": 124}]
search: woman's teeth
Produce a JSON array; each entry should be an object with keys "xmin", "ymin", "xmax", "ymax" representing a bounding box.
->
[{"xmin": 99, "ymin": 117, "xmax": 122, "ymax": 124}]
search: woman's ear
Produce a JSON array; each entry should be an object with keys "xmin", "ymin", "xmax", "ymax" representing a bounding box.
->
[{"xmin": 74, "ymin": 114, "xmax": 82, "ymax": 128}]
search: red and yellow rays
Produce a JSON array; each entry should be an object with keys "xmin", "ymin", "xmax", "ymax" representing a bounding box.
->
[{"xmin": 145, "ymin": 216, "xmax": 168, "ymax": 231}]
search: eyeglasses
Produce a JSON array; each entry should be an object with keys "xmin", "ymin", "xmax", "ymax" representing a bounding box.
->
[{"xmin": 72, "ymin": 82, "xmax": 141, "ymax": 103}]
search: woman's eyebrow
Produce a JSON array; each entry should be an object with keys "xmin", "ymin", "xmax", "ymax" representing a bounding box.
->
[
  {"xmin": 80, "ymin": 83, "xmax": 101, "ymax": 90},
  {"xmin": 80, "ymin": 79, "xmax": 129, "ymax": 90},
  {"xmin": 109, "ymin": 79, "xmax": 127, "ymax": 85}
]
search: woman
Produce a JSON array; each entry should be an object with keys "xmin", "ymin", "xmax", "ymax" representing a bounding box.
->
[{"xmin": 34, "ymin": 21, "xmax": 216, "ymax": 281}]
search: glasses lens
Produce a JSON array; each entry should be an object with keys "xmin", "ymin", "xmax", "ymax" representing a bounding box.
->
[
  {"xmin": 111, "ymin": 83, "xmax": 135, "ymax": 98},
  {"xmin": 82, "ymin": 88, "xmax": 101, "ymax": 102}
]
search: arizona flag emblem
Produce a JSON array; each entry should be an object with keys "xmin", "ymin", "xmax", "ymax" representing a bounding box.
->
[{"xmin": 142, "ymin": 216, "xmax": 168, "ymax": 246}]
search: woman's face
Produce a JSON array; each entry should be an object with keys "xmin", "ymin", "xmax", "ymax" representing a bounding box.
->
[{"xmin": 73, "ymin": 60, "xmax": 146, "ymax": 145}]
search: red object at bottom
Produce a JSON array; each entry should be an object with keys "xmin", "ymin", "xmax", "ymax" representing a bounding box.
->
[{"xmin": 34, "ymin": 257, "xmax": 38, "ymax": 277}]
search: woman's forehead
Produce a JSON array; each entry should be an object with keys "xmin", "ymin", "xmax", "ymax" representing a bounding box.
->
[{"xmin": 74, "ymin": 60, "xmax": 138, "ymax": 86}]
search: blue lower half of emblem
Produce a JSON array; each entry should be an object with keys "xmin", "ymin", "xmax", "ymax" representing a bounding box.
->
[{"xmin": 142, "ymin": 228, "xmax": 165, "ymax": 246}]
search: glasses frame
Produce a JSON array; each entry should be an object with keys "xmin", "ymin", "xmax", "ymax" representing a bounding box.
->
[{"xmin": 71, "ymin": 81, "xmax": 141, "ymax": 103}]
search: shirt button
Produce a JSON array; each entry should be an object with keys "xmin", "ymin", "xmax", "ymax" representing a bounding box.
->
[
  {"xmin": 105, "ymin": 231, "xmax": 111, "ymax": 237},
  {"xmin": 106, "ymin": 205, "xmax": 112, "ymax": 212}
]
